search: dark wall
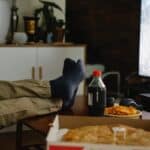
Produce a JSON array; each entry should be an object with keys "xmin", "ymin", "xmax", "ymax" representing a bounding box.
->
[{"xmin": 66, "ymin": 0, "xmax": 141, "ymax": 89}]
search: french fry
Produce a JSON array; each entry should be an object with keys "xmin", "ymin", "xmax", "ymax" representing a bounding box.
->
[{"xmin": 105, "ymin": 106, "xmax": 138, "ymax": 115}]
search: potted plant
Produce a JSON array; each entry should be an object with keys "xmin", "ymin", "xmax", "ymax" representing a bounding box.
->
[{"xmin": 34, "ymin": 0, "xmax": 65, "ymax": 42}]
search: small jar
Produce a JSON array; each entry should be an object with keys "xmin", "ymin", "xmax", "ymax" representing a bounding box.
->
[{"xmin": 23, "ymin": 16, "xmax": 39, "ymax": 42}]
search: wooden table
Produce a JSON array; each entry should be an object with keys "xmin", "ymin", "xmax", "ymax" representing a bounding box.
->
[
  {"xmin": 16, "ymin": 96, "xmax": 150, "ymax": 150},
  {"xmin": 16, "ymin": 96, "xmax": 88, "ymax": 150}
]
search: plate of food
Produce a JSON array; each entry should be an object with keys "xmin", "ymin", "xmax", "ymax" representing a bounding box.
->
[{"xmin": 104, "ymin": 105, "xmax": 142, "ymax": 118}]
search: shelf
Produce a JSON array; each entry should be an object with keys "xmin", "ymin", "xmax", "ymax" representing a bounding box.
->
[{"xmin": 0, "ymin": 42, "xmax": 86, "ymax": 47}]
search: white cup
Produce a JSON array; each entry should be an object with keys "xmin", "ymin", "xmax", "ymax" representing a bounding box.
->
[{"xmin": 13, "ymin": 32, "xmax": 28, "ymax": 44}]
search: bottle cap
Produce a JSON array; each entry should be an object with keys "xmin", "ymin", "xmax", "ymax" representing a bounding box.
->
[{"xmin": 92, "ymin": 70, "xmax": 102, "ymax": 77}]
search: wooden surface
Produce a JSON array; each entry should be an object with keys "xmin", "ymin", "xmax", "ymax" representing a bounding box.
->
[
  {"xmin": 0, "ymin": 43, "xmax": 86, "ymax": 47},
  {"xmin": 22, "ymin": 95, "xmax": 150, "ymax": 136},
  {"xmin": 16, "ymin": 95, "xmax": 150, "ymax": 150},
  {"xmin": 22, "ymin": 96, "xmax": 88, "ymax": 136}
]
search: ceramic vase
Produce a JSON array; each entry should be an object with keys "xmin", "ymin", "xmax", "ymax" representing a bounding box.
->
[
  {"xmin": 0, "ymin": 0, "xmax": 10, "ymax": 43},
  {"xmin": 13, "ymin": 32, "xmax": 28, "ymax": 44}
]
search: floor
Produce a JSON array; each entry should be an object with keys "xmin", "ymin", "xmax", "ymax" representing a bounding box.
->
[{"xmin": 0, "ymin": 131, "xmax": 45, "ymax": 150}]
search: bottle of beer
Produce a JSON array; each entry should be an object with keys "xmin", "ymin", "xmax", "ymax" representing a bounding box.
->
[{"xmin": 88, "ymin": 70, "xmax": 107, "ymax": 116}]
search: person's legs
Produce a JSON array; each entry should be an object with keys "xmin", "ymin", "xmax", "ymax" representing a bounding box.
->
[
  {"xmin": 0, "ymin": 58, "xmax": 85, "ymax": 110},
  {"xmin": 50, "ymin": 59, "xmax": 86, "ymax": 109},
  {"xmin": 62, "ymin": 58, "xmax": 77, "ymax": 75},
  {"xmin": 62, "ymin": 58, "xmax": 79, "ymax": 109},
  {"xmin": 0, "ymin": 80, "xmax": 51, "ymax": 100}
]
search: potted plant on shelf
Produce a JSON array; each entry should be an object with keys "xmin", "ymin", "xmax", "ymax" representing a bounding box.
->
[{"xmin": 34, "ymin": 0, "xmax": 65, "ymax": 43}]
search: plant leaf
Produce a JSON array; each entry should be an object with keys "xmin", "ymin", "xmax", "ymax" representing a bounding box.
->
[
  {"xmin": 39, "ymin": 0, "xmax": 63, "ymax": 12},
  {"xmin": 34, "ymin": 8, "xmax": 43, "ymax": 17}
]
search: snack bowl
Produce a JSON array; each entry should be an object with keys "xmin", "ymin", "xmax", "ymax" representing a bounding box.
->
[
  {"xmin": 104, "ymin": 105, "xmax": 142, "ymax": 119},
  {"xmin": 104, "ymin": 110, "xmax": 142, "ymax": 119}
]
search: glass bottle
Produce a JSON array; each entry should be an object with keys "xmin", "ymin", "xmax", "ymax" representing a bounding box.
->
[{"xmin": 88, "ymin": 70, "xmax": 107, "ymax": 116}]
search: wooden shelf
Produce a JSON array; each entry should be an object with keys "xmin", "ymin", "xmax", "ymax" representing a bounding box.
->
[{"xmin": 0, "ymin": 42, "xmax": 86, "ymax": 47}]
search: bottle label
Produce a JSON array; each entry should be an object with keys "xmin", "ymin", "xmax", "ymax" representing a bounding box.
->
[
  {"xmin": 26, "ymin": 20, "xmax": 36, "ymax": 34},
  {"xmin": 88, "ymin": 93, "xmax": 93, "ymax": 106},
  {"xmin": 96, "ymin": 91, "xmax": 99, "ymax": 102},
  {"xmin": 88, "ymin": 87, "xmax": 106, "ymax": 107}
]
